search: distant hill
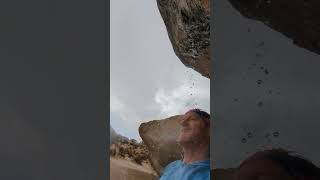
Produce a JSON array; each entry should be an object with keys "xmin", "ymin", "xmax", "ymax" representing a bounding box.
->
[{"xmin": 110, "ymin": 126, "xmax": 129, "ymax": 145}]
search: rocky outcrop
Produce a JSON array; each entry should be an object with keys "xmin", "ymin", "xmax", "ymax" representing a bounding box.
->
[
  {"xmin": 156, "ymin": 0, "xmax": 210, "ymax": 78},
  {"xmin": 228, "ymin": 0, "xmax": 320, "ymax": 55},
  {"xmin": 110, "ymin": 128, "xmax": 158, "ymax": 180},
  {"xmin": 139, "ymin": 115, "xmax": 183, "ymax": 175},
  {"xmin": 110, "ymin": 139, "xmax": 150, "ymax": 165}
]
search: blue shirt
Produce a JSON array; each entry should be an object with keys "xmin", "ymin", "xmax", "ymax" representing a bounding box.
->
[{"xmin": 160, "ymin": 159, "xmax": 210, "ymax": 180}]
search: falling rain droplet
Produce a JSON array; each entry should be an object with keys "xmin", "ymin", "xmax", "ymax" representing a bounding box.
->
[
  {"xmin": 265, "ymin": 133, "xmax": 270, "ymax": 138},
  {"xmin": 257, "ymin": 80, "xmax": 263, "ymax": 85},
  {"xmin": 247, "ymin": 132, "xmax": 253, "ymax": 138},
  {"xmin": 273, "ymin": 131, "xmax": 280, "ymax": 137}
]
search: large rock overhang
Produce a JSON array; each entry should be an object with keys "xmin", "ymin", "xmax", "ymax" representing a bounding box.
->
[
  {"xmin": 156, "ymin": 0, "xmax": 210, "ymax": 78},
  {"xmin": 157, "ymin": 0, "xmax": 320, "ymax": 79},
  {"xmin": 227, "ymin": 0, "xmax": 320, "ymax": 55}
]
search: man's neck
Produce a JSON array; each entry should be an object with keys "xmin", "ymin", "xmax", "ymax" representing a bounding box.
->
[{"xmin": 181, "ymin": 143, "xmax": 209, "ymax": 164}]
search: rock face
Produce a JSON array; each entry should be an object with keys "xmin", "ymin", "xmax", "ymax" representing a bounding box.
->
[
  {"xmin": 139, "ymin": 115, "xmax": 183, "ymax": 175},
  {"xmin": 156, "ymin": 0, "xmax": 210, "ymax": 78},
  {"xmin": 228, "ymin": 0, "xmax": 320, "ymax": 55}
]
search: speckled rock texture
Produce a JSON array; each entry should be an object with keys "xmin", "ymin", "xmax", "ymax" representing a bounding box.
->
[{"xmin": 156, "ymin": 0, "xmax": 210, "ymax": 78}]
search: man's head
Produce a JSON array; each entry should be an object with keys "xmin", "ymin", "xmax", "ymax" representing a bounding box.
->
[
  {"xmin": 177, "ymin": 109, "xmax": 210, "ymax": 147},
  {"xmin": 233, "ymin": 149, "xmax": 320, "ymax": 180}
]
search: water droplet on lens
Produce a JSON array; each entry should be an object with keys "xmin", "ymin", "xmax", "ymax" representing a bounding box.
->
[
  {"xmin": 247, "ymin": 132, "xmax": 253, "ymax": 138},
  {"xmin": 257, "ymin": 80, "xmax": 263, "ymax": 85},
  {"xmin": 241, "ymin": 138, "xmax": 247, "ymax": 143},
  {"xmin": 265, "ymin": 133, "xmax": 270, "ymax": 138},
  {"xmin": 273, "ymin": 131, "xmax": 279, "ymax": 137}
]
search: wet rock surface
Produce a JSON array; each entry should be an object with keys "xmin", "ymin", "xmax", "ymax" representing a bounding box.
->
[
  {"xmin": 139, "ymin": 115, "xmax": 183, "ymax": 175},
  {"xmin": 156, "ymin": 0, "xmax": 210, "ymax": 78},
  {"xmin": 228, "ymin": 0, "xmax": 320, "ymax": 55}
]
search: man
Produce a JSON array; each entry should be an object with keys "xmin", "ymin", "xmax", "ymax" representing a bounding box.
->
[
  {"xmin": 160, "ymin": 109, "xmax": 211, "ymax": 180},
  {"xmin": 233, "ymin": 149, "xmax": 320, "ymax": 180}
]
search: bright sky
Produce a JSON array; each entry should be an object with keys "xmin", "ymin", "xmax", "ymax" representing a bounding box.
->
[{"xmin": 110, "ymin": 0, "xmax": 210, "ymax": 140}]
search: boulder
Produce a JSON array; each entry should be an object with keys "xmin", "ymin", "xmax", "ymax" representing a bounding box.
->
[
  {"xmin": 228, "ymin": 0, "xmax": 320, "ymax": 55},
  {"xmin": 156, "ymin": 0, "xmax": 210, "ymax": 78},
  {"xmin": 139, "ymin": 115, "xmax": 183, "ymax": 175}
]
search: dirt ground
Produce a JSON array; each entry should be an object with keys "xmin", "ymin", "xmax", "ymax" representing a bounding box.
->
[{"xmin": 110, "ymin": 157, "xmax": 158, "ymax": 180}]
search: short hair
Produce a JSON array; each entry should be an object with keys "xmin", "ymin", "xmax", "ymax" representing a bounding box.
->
[
  {"xmin": 187, "ymin": 109, "xmax": 210, "ymax": 126},
  {"xmin": 245, "ymin": 149, "xmax": 320, "ymax": 179}
]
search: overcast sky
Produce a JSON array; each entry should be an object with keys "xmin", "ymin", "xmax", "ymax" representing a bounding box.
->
[{"xmin": 110, "ymin": 0, "xmax": 210, "ymax": 140}]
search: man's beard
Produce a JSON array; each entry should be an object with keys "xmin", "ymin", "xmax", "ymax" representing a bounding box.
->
[{"xmin": 177, "ymin": 133, "xmax": 203, "ymax": 147}]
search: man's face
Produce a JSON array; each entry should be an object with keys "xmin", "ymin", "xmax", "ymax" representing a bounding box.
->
[{"xmin": 177, "ymin": 111, "xmax": 209, "ymax": 145}]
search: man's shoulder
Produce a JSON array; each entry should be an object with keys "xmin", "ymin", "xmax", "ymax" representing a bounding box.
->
[
  {"xmin": 164, "ymin": 160, "xmax": 182, "ymax": 170},
  {"xmin": 160, "ymin": 160, "xmax": 182, "ymax": 180}
]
